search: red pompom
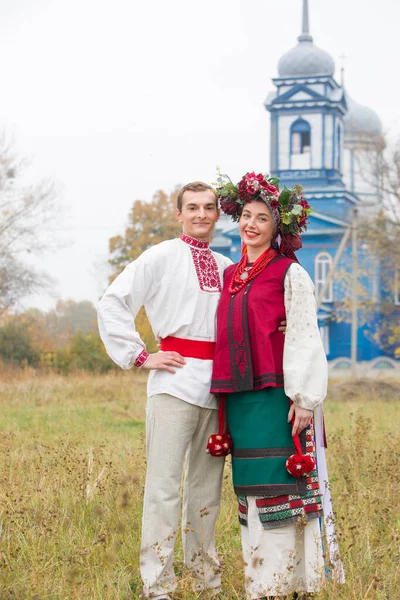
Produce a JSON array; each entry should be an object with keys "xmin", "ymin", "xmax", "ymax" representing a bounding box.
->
[
  {"xmin": 286, "ymin": 453, "xmax": 315, "ymax": 478},
  {"xmin": 206, "ymin": 433, "xmax": 233, "ymax": 457}
]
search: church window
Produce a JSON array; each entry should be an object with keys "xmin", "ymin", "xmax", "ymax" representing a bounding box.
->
[
  {"xmin": 315, "ymin": 252, "xmax": 333, "ymax": 302},
  {"xmin": 290, "ymin": 118, "xmax": 311, "ymax": 155}
]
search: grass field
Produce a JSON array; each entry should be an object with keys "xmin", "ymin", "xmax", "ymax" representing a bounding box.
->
[{"xmin": 0, "ymin": 371, "xmax": 399, "ymax": 599}]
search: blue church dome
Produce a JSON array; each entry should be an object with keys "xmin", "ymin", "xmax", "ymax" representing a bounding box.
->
[
  {"xmin": 278, "ymin": 40, "xmax": 335, "ymax": 78},
  {"xmin": 344, "ymin": 96, "xmax": 382, "ymax": 138},
  {"xmin": 277, "ymin": 0, "xmax": 334, "ymax": 78}
]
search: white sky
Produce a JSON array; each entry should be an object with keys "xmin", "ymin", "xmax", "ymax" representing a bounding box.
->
[{"xmin": 1, "ymin": 0, "xmax": 399, "ymax": 310}]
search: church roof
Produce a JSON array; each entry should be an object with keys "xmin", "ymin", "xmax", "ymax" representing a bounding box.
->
[
  {"xmin": 277, "ymin": 0, "xmax": 335, "ymax": 78},
  {"xmin": 344, "ymin": 95, "xmax": 382, "ymax": 138},
  {"xmin": 278, "ymin": 41, "xmax": 335, "ymax": 78}
]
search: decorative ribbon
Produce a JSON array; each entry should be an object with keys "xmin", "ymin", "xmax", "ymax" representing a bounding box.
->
[
  {"xmin": 286, "ymin": 400, "xmax": 316, "ymax": 477},
  {"xmin": 315, "ymin": 404, "xmax": 346, "ymax": 583},
  {"xmin": 206, "ymin": 394, "xmax": 233, "ymax": 457}
]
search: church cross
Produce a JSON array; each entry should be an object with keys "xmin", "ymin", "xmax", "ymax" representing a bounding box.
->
[{"xmin": 338, "ymin": 53, "xmax": 348, "ymax": 87}]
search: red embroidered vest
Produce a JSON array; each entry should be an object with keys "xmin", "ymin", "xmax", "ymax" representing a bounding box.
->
[{"xmin": 211, "ymin": 254, "xmax": 295, "ymax": 394}]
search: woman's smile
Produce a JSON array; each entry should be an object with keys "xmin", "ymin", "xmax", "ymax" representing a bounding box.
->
[{"xmin": 244, "ymin": 229, "xmax": 259, "ymax": 239}]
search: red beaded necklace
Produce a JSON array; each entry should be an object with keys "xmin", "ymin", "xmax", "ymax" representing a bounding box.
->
[{"xmin": 229, "ymin": 246, "xmax": 277, "ymax": 295}]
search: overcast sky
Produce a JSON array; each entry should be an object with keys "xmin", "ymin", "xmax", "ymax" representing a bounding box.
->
[{"xmin": 1, "ymin": 0, "xmax": 399, "ymax": 310}]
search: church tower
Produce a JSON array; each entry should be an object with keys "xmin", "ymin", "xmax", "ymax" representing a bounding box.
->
[
  {"xmin": 265, "ymin": 0, "xmax": 357, "ymax": 224},
  {"xmin": 265, "ymin": 0, "xmax": 365, "ymax": 360}
]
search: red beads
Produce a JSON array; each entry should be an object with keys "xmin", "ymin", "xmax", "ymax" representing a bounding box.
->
[{"xmin": 229, "ymin": 246, "xmax": 277, "ymax": 295}]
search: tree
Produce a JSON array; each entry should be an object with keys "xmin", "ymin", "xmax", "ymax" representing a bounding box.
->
[
  {"xmin": 57, "ymin": 331, "xmax": 115, "ymax": 374},
  {"xmin": 0, "ymin": 135, "xmax": 58, "ymax": 315},
  {"xmin": 44, "ymin": 299, "xmax": 98, "ymax": 345},
  {"xmin": 359, "ymin": 137, "xmax": 400, "ymax": 355},
  {"xmin": 333, "ymin": 136, "xmax": 400, "ymax": 357},
  {"xmin": 0, "ymin": 301, "xmax": 116, "ymax": 372},
  {"xmin": 0, "ymin": 318, "xmax": 40, "ymax": 366}
]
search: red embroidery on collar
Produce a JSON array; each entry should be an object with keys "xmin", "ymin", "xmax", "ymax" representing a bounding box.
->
[
  {"xmin": 180, "ymin": 235, "xmax": 221, "ymax": 293},
  {"xmin": 190, "ymin": 247, "xmax": 222, "ymax": 292},
  {"xmin": 180, "ymin": 233, "xmax": 209, "ymax": 250}
]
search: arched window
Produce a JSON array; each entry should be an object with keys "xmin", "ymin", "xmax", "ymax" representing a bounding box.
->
[
  {"xmin": 315, "ymin": 252, "xmax": 333, "ymax": 302},
  {"xmin": 290, "ymin": 118, "xmax": 311, "ymax": 155}
]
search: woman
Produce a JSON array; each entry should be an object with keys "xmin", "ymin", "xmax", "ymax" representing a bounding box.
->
[{"xmin": 209, "ymin": 172, "xmax": 331, "ymax": 599}]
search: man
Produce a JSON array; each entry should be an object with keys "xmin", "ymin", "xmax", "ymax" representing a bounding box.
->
[
  {"xmin": 98, "ymin": 181, "xmax": 285, "ymax": 599},
  {"xmin": 98, "ymin": 182, "xmax": 230, "ymax": 599}
]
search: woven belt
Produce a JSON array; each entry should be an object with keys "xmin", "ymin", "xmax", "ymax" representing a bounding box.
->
[{"xmin": 160, "ymin": 336, "xmax": 215, "ymax": 360}]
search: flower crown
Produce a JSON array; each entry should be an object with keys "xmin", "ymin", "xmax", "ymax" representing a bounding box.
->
[{"xmin": 214, "ymin": 169, "xmax": 312, "ymax": 236}]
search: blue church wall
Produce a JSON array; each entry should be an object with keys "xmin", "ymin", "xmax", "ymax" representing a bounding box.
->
[
  {"xmin": 327, "ymin": 321, "xmax": 382, "ymax": 361},
  {"xmin": 303, "ymin": 196, "xmax": 354, "ymax": 222}
]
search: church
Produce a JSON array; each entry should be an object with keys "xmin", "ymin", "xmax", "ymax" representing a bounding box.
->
[{"xmin": 211, "ymin": 0, "xmax": 399, "ymax": 372}]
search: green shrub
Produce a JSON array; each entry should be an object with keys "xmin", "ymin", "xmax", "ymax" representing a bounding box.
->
[{"xmin": 0, "ymin": 321, "xmax": 40, "ymax": 366}]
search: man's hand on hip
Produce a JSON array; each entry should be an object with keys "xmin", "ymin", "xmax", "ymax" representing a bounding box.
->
[{"xmin": 142, "ymin": 351, "xmax": 186, "ymax": 374}]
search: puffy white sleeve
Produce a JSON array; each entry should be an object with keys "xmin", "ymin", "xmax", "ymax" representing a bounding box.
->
[
  {"xmin": 97, "ymin": 255, "xmax": 154, "ymax": 370},
  {"xmin": 283, "ymin": 262, "xmax": 328, "ymax": 410}
]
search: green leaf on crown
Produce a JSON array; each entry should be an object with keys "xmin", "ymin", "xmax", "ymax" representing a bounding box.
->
[{"xmin": 278, "ymin": 186, "xmax": 291, "ymax": 207}]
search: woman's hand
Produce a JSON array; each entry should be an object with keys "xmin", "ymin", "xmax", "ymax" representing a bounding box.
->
[
  {"xmin": 278, "ymin": 320, "xmax": 287, "ymax": 334},
  {"xmin": 288, "ymin": 404, "xmax": 312, "ymax": 437},
  {"xmin": 142, "ymin": 351, "xmax": 186, "ymax": 374}
]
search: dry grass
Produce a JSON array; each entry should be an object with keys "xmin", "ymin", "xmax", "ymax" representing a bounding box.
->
[{"xmin": 0, "ymin": 372, "xmax": 399, "ymax": 599}]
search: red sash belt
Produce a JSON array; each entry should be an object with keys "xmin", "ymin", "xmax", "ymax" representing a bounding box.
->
[{"xmin": 160, "ymin": 336, "xmax": 215, "ymax": 360}]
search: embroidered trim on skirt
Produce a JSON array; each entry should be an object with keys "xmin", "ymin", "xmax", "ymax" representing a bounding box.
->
[{"xmin": 228, "ymin": 388, "xmax": 322, "ymax": 529}]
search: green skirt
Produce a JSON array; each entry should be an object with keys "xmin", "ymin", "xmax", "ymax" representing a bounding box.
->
[{"xmin": 227, "ymin": 387, "xmax": 308, "ymax": 497}]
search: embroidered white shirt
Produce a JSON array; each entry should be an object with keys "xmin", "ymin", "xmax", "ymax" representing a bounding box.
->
[
  {"xmin": 97, "ymin": 236, "xmax": 232, "ymax": 409},
  {"xmin": 283, "ymin": 263, "xmax": 328, "ymax": 410}
]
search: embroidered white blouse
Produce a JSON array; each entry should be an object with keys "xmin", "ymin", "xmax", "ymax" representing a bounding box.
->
[
  {"xmin": 97, "ymin": 235, "xmax": 232, "ymax": 409},
  {"xmin": 283, "ymin": 263, "xmax": 328, "ymax": 410}
]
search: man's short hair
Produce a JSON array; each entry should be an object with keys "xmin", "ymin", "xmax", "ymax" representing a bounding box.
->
[{"xmin": 176, "ymin": 181, "xmax": 217, "ymax": 212}]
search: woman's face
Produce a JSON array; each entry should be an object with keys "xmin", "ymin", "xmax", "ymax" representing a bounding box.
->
[{"xmin": 239, "ymin": 201, "xmax": 275, "ymax": 252}]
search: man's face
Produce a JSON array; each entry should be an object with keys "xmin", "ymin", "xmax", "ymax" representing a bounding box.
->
[{"xmin": 176, "ymin": 190, "xmax": 220, "ymax": 240}]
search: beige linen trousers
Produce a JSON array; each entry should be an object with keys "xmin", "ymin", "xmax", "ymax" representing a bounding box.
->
[{"xmin": 140, "ymin": 393, "xmax": 224, "ymax": 599}]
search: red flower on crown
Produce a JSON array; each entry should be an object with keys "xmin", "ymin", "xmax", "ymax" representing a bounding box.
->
[
  {"xmin": 238, "ymin": 172, "xmax": 276, "ymax": 202},
  {"xmin": 220, "ymin": 196, "xmax": 239, "ymax": 215},
  {"xmin": 283, "ymin": 232, "xmax": 303, "ymax": 251},
  {"xmin": 299, "ymin": 198, "xmax": 310, "ymax": 209},
  {"xmin": 298, "ymin": 215, "xmax": 308, "ymax": 228},
  {"xmin": 238, "ymin": 178, "xmax": 251, "ymax": 202},
  {"xmin": 265, "ymin": 184, "xmax": 278, "ymax": 195}
]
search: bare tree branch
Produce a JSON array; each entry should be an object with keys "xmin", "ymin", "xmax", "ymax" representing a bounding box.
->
[{"xmin": 0, "ymin": 133, "xmax": 59, "ymax": 313}]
